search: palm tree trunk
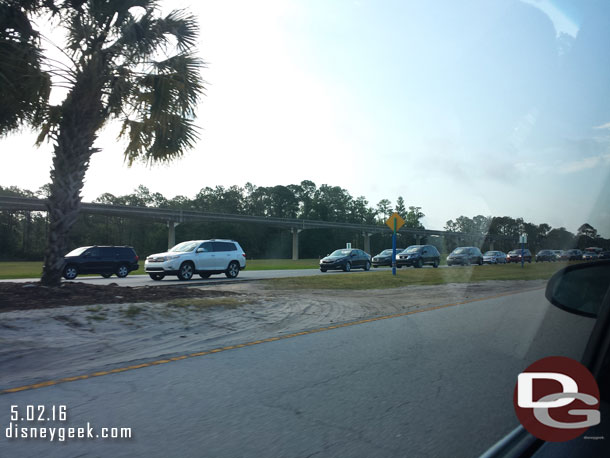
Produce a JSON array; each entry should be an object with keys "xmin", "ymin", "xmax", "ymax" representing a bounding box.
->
[{"xmin": 40, "ymin": 65, "xmax": 104, "ymax": 286}]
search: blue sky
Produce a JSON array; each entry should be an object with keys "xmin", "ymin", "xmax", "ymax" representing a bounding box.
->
[{"xmin": 1, "ymin": 0, "xmax": 609, "ymax": 236}]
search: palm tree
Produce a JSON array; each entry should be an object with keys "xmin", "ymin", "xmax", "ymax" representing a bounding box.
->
[{"xmin": 0, "ymin": 0, "xmax": 204, "ymax": 286}]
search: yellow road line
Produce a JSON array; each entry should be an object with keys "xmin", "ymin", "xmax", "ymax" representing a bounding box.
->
[{"xmin": 1, "ymin": 287, "xmax": 543, "ymax": 395}]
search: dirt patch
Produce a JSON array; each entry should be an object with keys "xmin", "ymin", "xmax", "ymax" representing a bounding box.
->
[
  {"xmin": 0, "ymin": 279, "xmax": 547, "ymax": 390},
  {"xmin": 0, "ymin": 281, "xmax": 241, "ymax": 312}
]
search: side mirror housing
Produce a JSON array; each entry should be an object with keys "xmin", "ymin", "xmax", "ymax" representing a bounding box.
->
[
  {"xmin": 196, "ymin": 248, "xmax": 204, "ymax": 253},
  {"xmin": 545, "ymin": 260, "xmax": 610, "ymax": 318}
]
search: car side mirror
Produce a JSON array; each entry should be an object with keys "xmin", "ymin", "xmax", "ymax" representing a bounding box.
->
[
  {"xmin": 351, "ymin": 253, "xmax": 357, "ymax": 257},
  {"xmin": 196, "ymin": 248, "xmax": 204, "ymax": 253},
  {"xmin": 545, "ymin": 260, "xmax": 610, "ymax": 318}
]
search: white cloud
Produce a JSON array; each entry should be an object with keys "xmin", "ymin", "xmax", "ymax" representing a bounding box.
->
[{"xmin": 558, "ymin": 153, "xmax": 610, "ymax": 174}]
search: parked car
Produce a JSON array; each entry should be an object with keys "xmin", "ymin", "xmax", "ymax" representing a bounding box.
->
[
  {"xmin": 535, "ymin": 249, "xmax": 557, "ymax": 262},
  {"xmin": 371, "ymin": 248, "xmax": 404, "ymax": 267},
  {"xmin": 145, "ymin": 239, "xmax": 246, "ymax": 280},
  {"xmin": 506, "ymin": 249, "xmax": 532, "ymax": 263},
  {"xmin": 396, "ymin": 245, "xmax": 440, "ymax": 268},
  {"xmin": 482, "ymin": 250, "xmax": 507, "ymax": 264},
  {"xmin": 552, "ymin": 249, "xmax": 563, "ymax": 260},
  {"xmin": 582, "ymin": 251, "xmax": 600, "ymax": 261},
  {"xmin": 565, "ymin": 248, "xmax": 583, "ymax": 261},
  {"xmin": 320, "ymin": 248, "xmax": 371, "ymax": 272},
  {"xmin": 599, "ymin": 251, "xmax": 610, "ymax": 260},
  {"xmin": 62, "ymin": 246, "xmax": 139, "ymax": 280},
  {"xmin": 446, "ymin": 246, "xmax": 483, "ymax": 266}
]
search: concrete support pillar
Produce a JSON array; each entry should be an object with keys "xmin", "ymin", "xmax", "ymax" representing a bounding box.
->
[
  {"xmin": 291, "ymin": 228, "xmax": 302, "ymax": 260},
  {"xmin": 168, "ymin": 221, "xmax": 180, "ymax": 250},
  {"xmin": 363, "ymin": 233, "xmax": 372, "ymax": 254}
]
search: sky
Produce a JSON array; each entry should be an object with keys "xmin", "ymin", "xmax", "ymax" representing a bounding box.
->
[{"xmin": 1, "ymin": 0, "xmax": 609, "ymax": 236}]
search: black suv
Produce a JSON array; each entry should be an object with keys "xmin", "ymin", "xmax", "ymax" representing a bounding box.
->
[
  {"xmin": 63, "ymin": 246, "xmax": 139, "ymax": 280},
  {"xmin": 396, "ymin": 245, "xmax": 441, "ymax": 268}
]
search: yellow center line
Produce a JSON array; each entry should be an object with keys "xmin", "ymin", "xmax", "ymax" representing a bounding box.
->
[{"xmin": 1, "ymin": 287, "xmax": 544, "ymax": 395}]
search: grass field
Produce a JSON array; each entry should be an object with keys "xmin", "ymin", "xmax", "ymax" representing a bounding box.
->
[
  {"xmin": 0, "ymin": 259, "xmax": 320, "ymax": 280},
  {"xmin": 265, "ymin": 261, "xmax": 574, "ymax": 290}
]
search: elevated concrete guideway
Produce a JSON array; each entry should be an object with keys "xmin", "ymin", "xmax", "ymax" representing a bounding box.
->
[{"xmin": 0, "ymin": 196, "xmax": 516, "ymax": 258}]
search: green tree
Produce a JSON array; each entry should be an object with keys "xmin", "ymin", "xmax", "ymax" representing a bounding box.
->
[
  {"xmin": 0, "ymin": 0, "xmax": 204, "ymax": 285},
  {"xmin": 376, "ymin": 199, "xmax": 392, "ymax": 222},
  {"xmin": 394, "ymin": 196, "xmax": 407, "ymax": 219}
]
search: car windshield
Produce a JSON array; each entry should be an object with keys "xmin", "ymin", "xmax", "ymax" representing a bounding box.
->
[
  {"xmin": 169, "ymin": 241, "xmax": 199, "ymax": 252},
  {"xmin": 65, "ymin": 246, "xmax": 90, "ymax": 257},
  {"xmin": 2, "ymin": 2, "xmax": 609, "ymax": 458},
  {"xmin": 330, "ymin": 249, "xmax": 351, "ymax": 256}
]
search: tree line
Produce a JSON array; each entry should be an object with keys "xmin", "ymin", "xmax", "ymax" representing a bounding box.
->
[{"xmin": 1, "ymin": 183, "xmax": 607, "ymax": 261}]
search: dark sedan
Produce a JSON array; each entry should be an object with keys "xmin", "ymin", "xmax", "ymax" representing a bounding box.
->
[
  {"xmin": 320, "ymin": 249, "xmax": 371, "ymax": 272},
  {"xmin": 535, "ymin": 250, "xmax": 557, "ymax": 262},
  {"xmin": 447, "ymin": 246, "xmax": 483, "ymax": 266},
  {"xmin": 396, "ymin": 245, "xmax": 440, "ymax": 268},
  {"xmin": 371, "ymin": 248, "xmax": 404, "ymax": 267},
  {"xmin": 507, "ymin": 249, "xmax": 532, "ymax": 263}
]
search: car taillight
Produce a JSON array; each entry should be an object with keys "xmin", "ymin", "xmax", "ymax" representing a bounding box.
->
[
  {"xmin": 242, "ymin": 253, "xmax": 246, "ymax": 258},
  {"xmin": 135, "ymin": 255, "xmax": 139, "ymax": 261}
]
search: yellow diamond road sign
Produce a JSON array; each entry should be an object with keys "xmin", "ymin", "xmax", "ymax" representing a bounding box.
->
[{"xmin": 386, "ymin": 212, "xmax": 405, "ymax": 231}]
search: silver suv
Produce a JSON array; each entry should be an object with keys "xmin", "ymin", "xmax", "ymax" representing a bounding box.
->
[{"xmin": 145, "ymin": 240, "xmax": 246, "ymax": 281}]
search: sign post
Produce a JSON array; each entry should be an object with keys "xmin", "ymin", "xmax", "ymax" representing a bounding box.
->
[
  {"xmin": 386, "ymin": 212, "xmax": 406, "ymax": 276},
  {"xmin": 519, "ymin": 233, "xmax": 527, "ymax": 268}
]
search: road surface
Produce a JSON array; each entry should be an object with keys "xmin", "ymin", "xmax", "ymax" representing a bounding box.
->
[
  {"xmin": 1, "ymin": 265, "xmax": 449, "ymax": 286},
  {"xmin": 0, "ymin": 289, "xmax": 595, "ymax": 457}
]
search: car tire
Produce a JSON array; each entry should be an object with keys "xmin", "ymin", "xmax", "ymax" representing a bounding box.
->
[
  {"xmin": 343, "ymin": 262, "xmax": 351, "ymax": 272},
  {"xmin": 63, "ymin": 265, "xmax": 78, "ymax": 280},
  {"xmin": 225, "ymin": 261, "xmax": 240, "ymax": 279},
  {"xmin": 116, "ymin": 264, "xmax": 130, "ymax": 278},
  {"xmin": 149, "ymin": 273, "xmax": 165, "ymax": 281},
  {"xmin": 433, "ymin": 260, "xmax": 439, "ymax": 268},
  {"xmin": 415, "ymin": 259, "xmax": 423, "ymax": 268},
  {"xmin": 320, "ymin": 268, "xmax": 327, "ymax": 272},
  {"xmin": 199, "ymin": 273, "xmax": 211, "ymax": 279},
  {"xmin": 101, "ymin": 273, "xmax": 112, "ymax": 278},
  {"xmin": 364, "ymin": 261, "xmax": 371, "ymax": 271},
  {"xmin": 478, "ymin": 258, "xmax": 483, "ymax": 266},
  {"xmin": 177, "ymin": 262, "xmax": 194, "ymax": 281}
]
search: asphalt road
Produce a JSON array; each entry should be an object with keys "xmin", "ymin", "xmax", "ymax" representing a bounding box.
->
[
  {"xmin": 0, "ymin": 289, "xmax": 596, "ymax": 458},
  {"xmin": 1, "ymin": 265, "xmax": 446, "ymax": 286}
]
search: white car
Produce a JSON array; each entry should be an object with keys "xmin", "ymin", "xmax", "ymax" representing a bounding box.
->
[
  {"xmin": 145, "ymin": 239, "xmax": 246, "ymax": 281},
  {"xmin": 482, "ymin": 250, "xmax": 507, "ymax": 264}
]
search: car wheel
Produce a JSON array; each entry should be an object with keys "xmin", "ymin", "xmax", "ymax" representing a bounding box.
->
[
  {"xmin": 116, "ymin": 264, "xmax": 129, "ymax": 278},
  {"xmin": 433, "ymin": 260, "xmax": 439, "ymax": 268},
  {"xmin": 149, "ymin": 273, "xmax": 165, "ymax": 281},
  {"xmin": 343, "ymin": 262, "xmax": 351, "ymax": 272},
  {"xmin": 225, "ymin": 261, "xmax": 240, "ymax": 279},
  {"xmin": 320, "ymin": 268, "xmax": 327, "ymax": 272},
  {"xmin": 63, "ymin": 265, "xmax": 78, "ymax": 280},
  {"xmin": 415, "ymin": 258, "xmax": 423, "ymax": 268},
  {"xmin": 364, "ymin": 261, "xmax": 371, "ymax": 271},
  {"xmin": 101, "ymin": 273, "xmax": 112, "ymax": 278},
  {"xmin": 177, "ymin": 262, "xmax": 194, "ymax": 281},
  {"xmin": 199, "ymin": 273, "xmax": 211, "ymax": 279},
  {"xmin": 478, "ymin": 258, "xmax": 483, "ymax": 266}
]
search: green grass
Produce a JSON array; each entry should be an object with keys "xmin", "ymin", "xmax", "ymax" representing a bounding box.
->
[
  {"xmin": 265, "ymin": 262, "xmax": 574, "ymax": 290},
  {"xmin": 0, "ymin": 259, "xmax": 320, "ymax": 279}
]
